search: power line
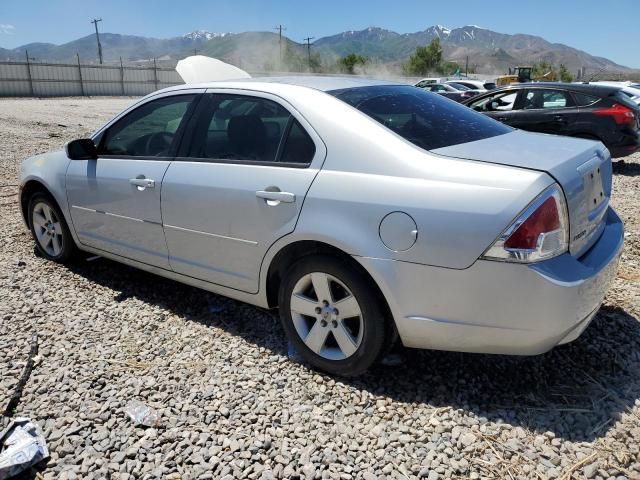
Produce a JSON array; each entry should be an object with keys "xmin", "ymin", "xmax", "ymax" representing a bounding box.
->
[
  {"xmin": 303, "ymin": 36, "xmax": 314, "ymax": 68},
  {"xmin": 91, "ymin": 18, "xmax": 103, "ymax": 64}
]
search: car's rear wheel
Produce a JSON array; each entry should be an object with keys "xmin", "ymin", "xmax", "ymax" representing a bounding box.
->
[
  {"xmin": 28, "ymin": 192, "xmax": 76, "ymax": 263},
  {"xmin": 279, "ymin": 255, "xmax": 387, "ymax": 376}
]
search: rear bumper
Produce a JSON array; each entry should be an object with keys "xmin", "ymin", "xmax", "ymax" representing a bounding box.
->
[
  {"xmin": 608, "ymin": 130, "xmax": 640, "ymax": 158},
  {"xmin": 609, "ymin": 144, "xmax": 640, "ymax": 158},
  {"xmin": 357, "ymin": 207, "xmax": 624, "ymax": 355}
]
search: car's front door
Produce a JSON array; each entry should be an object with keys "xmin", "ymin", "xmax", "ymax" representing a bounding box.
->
[
  {"xmin": 516, "ymin": 88, "xmax": 577, "ymax": 135},
  {"xmin": 161, "ymin": 91, "xmax": 325, "ymax": 293},
  {"xmin": 468, "ymin": 89, "xmax": 522, "ymax": 127},
  {"xmin": 66, "ymin": 92, "xmax": 200, "ymax": 268}
]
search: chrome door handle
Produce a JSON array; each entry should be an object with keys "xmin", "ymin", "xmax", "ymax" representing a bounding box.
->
[
  {"xmin": 129, "ymin": 177, "xmax": 155, "ymax": 189},
  {"xmin": 256, "ymin": 190, "xmax": 296, "ymax": 204}
]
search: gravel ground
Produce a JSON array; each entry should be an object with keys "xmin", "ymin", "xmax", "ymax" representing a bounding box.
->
[{"xmin": 1, "ymin": 97, "xmax": 639, "ymax": 480}]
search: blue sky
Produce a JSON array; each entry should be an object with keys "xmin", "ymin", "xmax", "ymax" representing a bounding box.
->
[{"xmin": 1, "ymin": 0, "xmax": 638, "ymax": 67}]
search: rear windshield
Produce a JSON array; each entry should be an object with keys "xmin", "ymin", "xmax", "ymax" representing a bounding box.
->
[{"xmin": 329, "ymin": 85, "xmax": 511, "ymax": 151}]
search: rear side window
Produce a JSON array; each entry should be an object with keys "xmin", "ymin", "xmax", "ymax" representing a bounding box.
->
[
  {"xmin": 330, "ymin": 85, "xmax": 510, "ymax": 151},
  {"xmin": 572, "ymin": 92, "xmax": 600, "ymax": 107},
  {"xmin": 280, "ymin": 120, "xmax": 316, "ymax": 164}
]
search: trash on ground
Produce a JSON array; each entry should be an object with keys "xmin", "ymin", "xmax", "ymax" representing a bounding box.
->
[
  {"xmin": 208, "ymin": 299, "xmax": 227, "ymax": 314},
  {"xmin": 380, "ymin": 352, "xmax": 405, "ymax": 367},
  {"xmin": 0, "ymin": 417, "xmax": 49, "ymax": 480},
  {"xmin": 287, "ymin": 341, "xmax": 306, "ymax": 365},
  {"xmin": 124, "ymin": 400, "xmax": 161, "ymax": 427}
]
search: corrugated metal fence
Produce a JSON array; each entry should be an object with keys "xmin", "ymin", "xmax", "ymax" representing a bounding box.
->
[{"xmin": 0, "ymin": 60, "xmax": 184, "ymax": 97}]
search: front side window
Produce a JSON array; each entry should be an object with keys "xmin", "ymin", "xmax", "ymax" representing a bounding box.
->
[
  {"xmin": 330, "ymin": 85, "xmax": 511, "ymax": 151},
  {"xmin": 185, "ymin": 94, "xmax": 314, "ymax": 165},
  {"xmin": 469, "ymin": 90, "xmax": 518, "ymax": 112},
  {"xmin": 523, "ymin": 89, "xmax": 573, "ymax": 109},
  {"xmin": 100, "ymin": 95, "xmax": 196, "ymax": 157}
]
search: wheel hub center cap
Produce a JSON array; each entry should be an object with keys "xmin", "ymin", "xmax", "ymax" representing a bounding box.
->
[{"xmin": 320, "ymin": 305, "xmax": 336, "ymax": 320}]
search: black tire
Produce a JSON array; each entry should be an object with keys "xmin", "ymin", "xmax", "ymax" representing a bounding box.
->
[
  {"xmin": 28, "ymin": 192, "xmax": 77, "ymax": 263},
  {"xmin": 278, "ymin": 255, "xmax": 388, "ymax": 376}
]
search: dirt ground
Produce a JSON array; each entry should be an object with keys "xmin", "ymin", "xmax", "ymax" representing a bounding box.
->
[{"xmin": 1, "ymin": 97, "xmax": 639, "ymax": 480}]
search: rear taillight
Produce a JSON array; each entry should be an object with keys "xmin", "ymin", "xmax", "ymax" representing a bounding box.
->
[
  {"xmin": 482, "ymin": 185, "xmax": 569, "ymax": 263},
  {"xmin": 593, "ymin": 104, "xmax": 636, "ymax": 125}
]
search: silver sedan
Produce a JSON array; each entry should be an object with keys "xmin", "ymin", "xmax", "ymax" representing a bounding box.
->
[{"xmin": 19, "ymin": 77, "xmax": 624, "ymax": 376}]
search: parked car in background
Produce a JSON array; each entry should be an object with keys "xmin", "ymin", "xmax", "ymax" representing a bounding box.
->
[
  {"xmin": 20, "ymin": 77, "xmax": 623, "ymax": 376},
  {"xmin": 464, "ymin": 82, "xmax": 640, "ymax": 157},
  {"xmin": 589, "ymin": 81, "xmax": 640, "ymax": 106},
  {"xmin": 415, "ymin": 78, "xmax": 442, "ymax": 87},
  {"xmin": 416, "ymin": 82, "xmax": 479, "ymax": 102},
  {"xmin": 446, "ymin": 79, "xmax": 497, "ymax": 92}
]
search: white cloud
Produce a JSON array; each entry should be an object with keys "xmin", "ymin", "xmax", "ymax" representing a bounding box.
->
[{"xmin": 0, "ymin": 24, "xmax": 15, "ymax": 34}]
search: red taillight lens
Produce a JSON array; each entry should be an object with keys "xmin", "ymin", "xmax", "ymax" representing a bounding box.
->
[
  {"xmin": 593, "ymin": 104, "xmax": 636, "ymax": 125},
  {"xmin": 504, "ymin": 196, "xmax": 560, "ymax": 250},
  {"xmin": 482, "ymin": 185, "xmax": 569, "ymax": 263}
]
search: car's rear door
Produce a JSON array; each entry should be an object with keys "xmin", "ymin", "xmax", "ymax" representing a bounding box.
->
[
  {"xmin": 516, "ymin": 88, "xmax": 578, "ymax": 135},
  {"xmin": 66, "ymin": 91, "xmax": 201, "ymax": 268},
  {"xmin": 161, "ymin": 90, "xmax": 326, "ymax": 293}
]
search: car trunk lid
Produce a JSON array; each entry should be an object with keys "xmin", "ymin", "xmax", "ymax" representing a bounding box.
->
[{"xmin": 431, "ymin": 130, "xmax": 612, "ymax": 257}]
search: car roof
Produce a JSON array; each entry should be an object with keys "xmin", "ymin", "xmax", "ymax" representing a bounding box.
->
[
  {"xmin": 502, "ymin": 82, "xmax": 620, "ymax": 95},
  {"xmin": 161, "ymin": 75, "xmax": 400, "ymax": 94}
]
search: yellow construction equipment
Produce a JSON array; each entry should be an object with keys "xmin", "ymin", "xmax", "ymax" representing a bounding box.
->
[{"xmin": 495, "ymin": 66, "xmax": 557, "ymax": 87}]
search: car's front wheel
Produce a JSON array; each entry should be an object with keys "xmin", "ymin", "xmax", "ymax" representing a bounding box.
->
[
  {"xmin": 28, "ymin": 192, "xmax": 77, "ymax": 263},
  {"xmin": 279, "ymin": 255, "xmax": 387, "ymax": 376}
]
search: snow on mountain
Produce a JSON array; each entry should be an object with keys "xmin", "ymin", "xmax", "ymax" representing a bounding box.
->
[{"xmin": 182, "ymin": 30, "xmax": 230, "ymax": 41}]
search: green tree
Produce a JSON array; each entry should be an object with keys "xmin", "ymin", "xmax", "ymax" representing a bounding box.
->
[
  {"xmin": 338, "ymin": 53, "xmax": 368, "ymax": 74},
  {"xmin": 404, "ymin": 38, "xmax": 443, "ymax": 76},
  {"xmin": 558, "ymin": 64, "xmax": 573, "ymax": 82},
  {"xmin": 532, "ymin": 61, "xmax": 555, "ymax": 80}
]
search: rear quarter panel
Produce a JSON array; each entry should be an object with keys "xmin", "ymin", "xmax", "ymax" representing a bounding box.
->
[{"xmin": 267, "ymin": 88, "xmax": 554, "ymax": 269}]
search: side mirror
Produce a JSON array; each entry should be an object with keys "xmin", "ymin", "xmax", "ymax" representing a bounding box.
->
[
  {"xmin": 490, "ymin": 101, "xmax": 501, "ymax": 111},
  {"xmin": 66, "ymin": 139, "xmax": 98, "ymax": 160}
]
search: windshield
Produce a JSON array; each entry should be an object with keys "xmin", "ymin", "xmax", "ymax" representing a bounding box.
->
[{"xmin": 329, "ymin": 85, "xmax": 511, "ymax": 151}]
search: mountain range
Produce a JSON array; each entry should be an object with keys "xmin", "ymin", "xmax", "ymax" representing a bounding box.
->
[{"xmin": 0, "ymin": 25, "xmax": 635, "ymax": 75}]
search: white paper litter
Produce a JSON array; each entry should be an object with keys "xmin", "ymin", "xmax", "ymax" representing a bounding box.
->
[
  {"xmin": 0, "ymin": 418, "xmax": 49, "ymax": 480},
  {"xmin": 176, "ymin": 55, "xmax": 251, "ymax": 84}
]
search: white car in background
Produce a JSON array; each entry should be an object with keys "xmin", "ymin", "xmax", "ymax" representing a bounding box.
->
[
  {"xmin": 590, "ymin": 81, "xmax": 640, "ymax": 106},
  {"xmin": 446, "ymin": 79, "xmax": 497, "ymax": 92}
]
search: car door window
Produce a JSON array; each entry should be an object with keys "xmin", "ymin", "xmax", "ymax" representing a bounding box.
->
[
  {"xmin": 184, "ymin": 94, "xmax": 314, "ymax": 165},
  {"xmin": 279, "ymin": 120, "xmax": 316, "ymax": 164},
  {"xmin": 523, "ymin": 90, "xmax": 573, "ymax": 110},
  {"xmin": 469, "ymin": 91, "xmax": 518, "ymax": 112},
  {"xmin": 100, "ymin": 95, "xmax": 196, "ymax": 157},
  {"xmin": 573, "ymin": 92, "xmax": 600, "ymax": 107}
]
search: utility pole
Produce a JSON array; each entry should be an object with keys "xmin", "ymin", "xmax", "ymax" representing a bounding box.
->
[
  {"xmin": 303, "ymin": 36, "xmax": 314, "ymax": 69},
  {"xmin": 193, "ymin": 48, "xmax": 199, "ymax": 56},
  {"xmin": 91, "ymin": 18, "xmax": 103, "ymax": 64},
  {"xmin": 25, "ymin": 50, "xmax": 34, "ymax": 96},
  {"xmin": 465, "ymin": 56, "xmax": 469, "ymax": 77},
  {"xmin": 273, "ymin": 25, "xmax": 286, "ymax": 67}
]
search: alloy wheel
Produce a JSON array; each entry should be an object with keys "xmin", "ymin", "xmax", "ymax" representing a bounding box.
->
[
  {"xmin": 290, "ymin": 272, "xmax": 364, "ymax": 361},
  {"xmin": 32, "ymin": 202, "xmax": 64, "ymax": 257}
]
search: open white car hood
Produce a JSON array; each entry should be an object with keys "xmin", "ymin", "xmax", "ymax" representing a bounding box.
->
[{"xmin": 176, "ymin": 55, "xmax": 251, "ymax": 84}]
